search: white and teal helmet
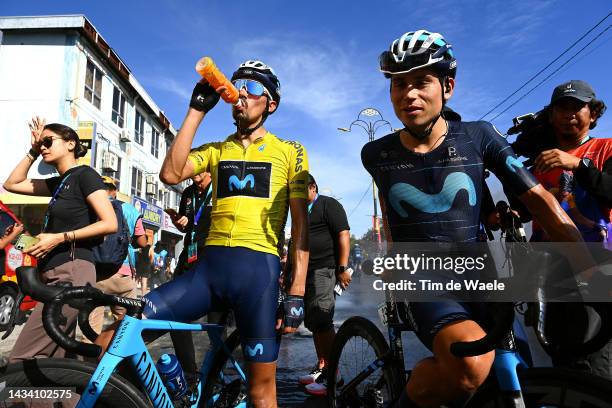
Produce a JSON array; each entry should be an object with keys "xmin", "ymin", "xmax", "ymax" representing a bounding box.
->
[{"xmin": 379, "ymin": 30, "xmax": 456, "ymax": 78}]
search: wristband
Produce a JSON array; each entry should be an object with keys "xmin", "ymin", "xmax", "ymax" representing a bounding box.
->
[{"xmin": 28, "ymin": 148, "xmax": 40, "ymax": 159}]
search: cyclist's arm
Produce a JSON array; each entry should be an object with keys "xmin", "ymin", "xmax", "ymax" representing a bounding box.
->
[
  {"xmin": 286, "ymin": 141, "xmax": 310, "ymax": 296},
  {"xmin": 3, "ymin": 155, "xmax": 51, "ymax": 196},
  {"xmin": 288, "ymin": 197, "xmax": 309, "ymax": 296},
  {"xmin": 518, "ymin": 184, "xmax": 581, "ymax": 242},
  {"xmin": 159, "ymin": 109, "xmax": 203, "ymax": 184}
]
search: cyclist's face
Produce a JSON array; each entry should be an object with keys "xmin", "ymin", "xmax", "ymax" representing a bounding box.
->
[
  {"xmin": 390, "ymin": 69, "xmax": 453, "ymax": 128},
  {"xmin": 232, "ymin": 86, "xmax": 277, "ymax": 126},
  {"xmin": 550, "ymin": 98, "xmax": 594, "ymax": 139}
]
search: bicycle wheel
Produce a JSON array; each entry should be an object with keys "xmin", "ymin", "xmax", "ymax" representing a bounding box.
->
[
  {"xmin": 201, "ymin": 329, "xmax": 247, "ymax": 407},
  {"xmin": 326, "ymin": 316, "xmax": 403, "ymax": 407},
  {"xmin": 467, "ymin": 367, "xmax": 612, "ymax": 407},
  {"xmin": 0, "ymin": 358, "xmax": 149, "ymax": 407}
]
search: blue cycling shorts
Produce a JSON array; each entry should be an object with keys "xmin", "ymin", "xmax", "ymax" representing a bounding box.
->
[
  {"xmin": 405, "ymin": 301, "xmax": 533, "ymax": 366},
  {"xmin": 143, "ymin": 246, "xmax": 281, "ymax": 363}
]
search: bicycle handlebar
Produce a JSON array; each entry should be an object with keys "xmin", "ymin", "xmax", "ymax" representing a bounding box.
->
[
  {"xmin": 450, "ymin": 302, "xmax": 516, "ymax": 357},
  {"xmin": 16, "ymin": 266, "xmax": 145, "ymax": 358}
]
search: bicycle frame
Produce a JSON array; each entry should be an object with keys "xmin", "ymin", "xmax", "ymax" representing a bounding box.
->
[
  {"xmin": 76, "ymin": 316, "xmax": 246, "ymax": 408},
  {"xmin": 338, "ymin": 301, "xmax": 531, "ymax": 408}
]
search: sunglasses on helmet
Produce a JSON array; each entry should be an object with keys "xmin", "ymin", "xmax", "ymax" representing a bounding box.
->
[{"xmin": 232, "ymin": 79, "xmax": 269, "ymax": 98}]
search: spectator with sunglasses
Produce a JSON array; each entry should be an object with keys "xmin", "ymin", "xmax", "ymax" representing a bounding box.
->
[
  {"xmin": 3, "ymin": 116, "xmax": 117, "ymax": 362},
  {"xmin": 96, "ymin": 60, "xmax": 310, "ymax": 408}
]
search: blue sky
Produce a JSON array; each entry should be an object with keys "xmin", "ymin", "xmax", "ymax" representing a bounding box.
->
[{"xmin": 3, "ymin": 0, "xmax": 611, "ymax": 236}]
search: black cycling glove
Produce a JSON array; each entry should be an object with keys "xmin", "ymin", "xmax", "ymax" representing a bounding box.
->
[
  {"xmin": 282, "ymin": 295, "xmax": 305, "ymax": 329},
  {"xmin": 189, "ymin": 81, "xmax": 220, "ymax": 113}
]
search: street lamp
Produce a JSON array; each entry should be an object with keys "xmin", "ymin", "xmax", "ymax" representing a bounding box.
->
[{"xmin": 338, "ymin": 108, "xmax": 394, "ymax": 251}]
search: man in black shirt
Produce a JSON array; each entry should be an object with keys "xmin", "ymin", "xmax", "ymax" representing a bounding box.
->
[
  {"xmin": 300, "ymin": 174, "xmax": 351, "ymax": 397},
  {"xmin": 172, "ymin": 172, "xmax": 212, "ymax": 274}
]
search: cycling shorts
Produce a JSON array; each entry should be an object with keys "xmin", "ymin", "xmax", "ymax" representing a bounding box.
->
[
  {"xmin": 143, "ymin": 246, "xmax": 281, "ymax": 363},
  {"xmin": 406, "ymin": 301, "xmax": 533, "ymax": 366}
]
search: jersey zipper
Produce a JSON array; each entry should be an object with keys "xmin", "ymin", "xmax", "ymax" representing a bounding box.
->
[{"xmin": 228, "ymin": 140, "xmax": 248, "ymax": 244}]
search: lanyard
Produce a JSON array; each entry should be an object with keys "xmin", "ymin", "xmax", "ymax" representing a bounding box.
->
[
  {"xmin": 308, "ymin": 194, "xmax": 319, "ymax": 214},
  {"xmin": 193, "ymin": 185, "xmax": 212, "ymax": 227},
  {"xmin": 42, "ymin": 174, "xmax": 72, "ymax": 231}
]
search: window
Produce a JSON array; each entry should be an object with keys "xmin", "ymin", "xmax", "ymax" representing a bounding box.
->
[
  {"xmin": 163, "ymin": 191, "xmax": 172, "ymax": 209},
  {"xmin": 134, "ymin": 111, "xmax": 145, "ymax": 145},
  {"xmin": 151, "ymin": 129, "xmax": 160, "ymax": 158},
  {"xmin": 112, "ymin": 87, "xmax": 126, "ymax": 128},
  {"xmin": 101, "ymin": 157, "xmax": 121, "ymax": 191},
  {"xmin": 84, "ymin": 60, "xmax": 102, "ymax": 109},
  {"xmin": 115, "ymin": 157, "xmax": 122, "ymax": 191},
  {"xmin": 131, "ymin": 167, "xmax": 143, "ymax": 198},
  {"xmin": 175, "ymin": 193, "xmax": 181, "ymax": 209}
]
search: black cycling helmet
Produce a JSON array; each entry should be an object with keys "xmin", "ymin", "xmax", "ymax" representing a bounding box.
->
[
  {"xmin": 231, "ymin": 60, "xmax": 281, "ymax": 108},
  {"xmin": 379, "ymin": 30, "xmax": 456, "ymax": 79}
]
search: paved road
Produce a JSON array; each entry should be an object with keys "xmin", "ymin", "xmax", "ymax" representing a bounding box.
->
[{"xmin": 0, "ymin": 274, "xmax": 551, "ymax": 406}]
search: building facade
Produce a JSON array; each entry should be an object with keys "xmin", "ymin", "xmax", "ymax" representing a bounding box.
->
[{"xmin": 0, "ymin": 15, "xmax": 184, "ymax": 253}]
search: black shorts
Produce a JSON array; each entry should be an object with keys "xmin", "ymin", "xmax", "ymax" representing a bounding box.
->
[{"xmin": 304, "ymin": 267, "xmax": 336, "ymax": 333}]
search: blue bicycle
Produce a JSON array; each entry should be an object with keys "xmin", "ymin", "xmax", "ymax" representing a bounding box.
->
[{"xmin": 0, "ymin": 266, "xmax": 247, "ymax": 407}]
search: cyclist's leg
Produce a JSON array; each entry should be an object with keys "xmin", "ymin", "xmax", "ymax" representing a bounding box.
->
[
  {"xmin": 403, "ymin": 302, "xmax": 494, "ymax": 407},
  {"xmin": 95, "ymin": 258, "xmax": 216, "ymax": 355},
  {"xmin": 208, "ymin": 246, "xmax": 281, "ymax": 407},
  {"xmin": 9, "ymin": 259, "xmax": 96, "ymax": 362}
]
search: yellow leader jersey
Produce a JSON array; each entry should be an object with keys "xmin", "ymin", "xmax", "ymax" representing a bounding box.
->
[{"xmin": 188, "ymin": 132, "xmax": 309, "ymax": 256}]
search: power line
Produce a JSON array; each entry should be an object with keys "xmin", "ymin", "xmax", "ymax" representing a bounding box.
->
[
  {"xmin": 479, "ymin": 12, "xmax": 611, "ymax": 121},
  {"xmin": 544, "ymin": 29, "xmax": 612, "ymax": 82},
  {"xmin": 349, "ymin": 181, "xmax": 373, "ymax": 218},
  {"xmin": 488, "ymin": 24, "xmax": 611, "ymax": 122}
]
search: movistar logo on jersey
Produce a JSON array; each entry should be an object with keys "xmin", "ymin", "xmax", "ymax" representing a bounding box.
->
[
  {"xmin": 245, "ymin": 343, "xmax": 264, "ymax": 357},
  {"xmin": 229, "ymin": 174, "xmax": 255, "ymax": 191},
  {"xmin": 290, "ymin": 307, "xmax": 304, "ymax": 317},
  {"xmin": 389, "ymin": 172, "xmax": 477, "ymax": 216},
  {"xmin": 505, "ymin": 156, "xmax": 524, "ymax": 174},
  {"xmin": 217, "ymin": 161, "xmax": 271, "ymax": 199}
]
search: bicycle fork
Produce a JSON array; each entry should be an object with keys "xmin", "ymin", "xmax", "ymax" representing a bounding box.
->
[{"xmin": 493, "ymin": 350, "xmax": 527, "ymax": 408}]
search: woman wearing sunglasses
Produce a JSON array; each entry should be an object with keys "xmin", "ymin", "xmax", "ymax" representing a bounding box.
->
[{"xmin": 3, "ymin": 116, "xmax": 117, "ymax": 362}]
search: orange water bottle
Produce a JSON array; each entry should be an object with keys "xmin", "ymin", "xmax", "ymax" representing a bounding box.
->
[{"xmin": 195, "ymin": 57, "xmax": 240, "ymax": 105}]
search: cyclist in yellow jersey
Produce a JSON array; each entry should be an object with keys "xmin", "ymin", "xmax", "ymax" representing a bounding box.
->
[
  {"xmin": 153, "ymin": 60, "xmax": 309, "ymax": 408},
  {"xmin": 96, "ymin": 60, "xmax": 309, "ymax": 408}
]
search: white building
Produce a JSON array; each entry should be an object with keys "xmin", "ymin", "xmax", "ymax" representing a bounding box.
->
[{"xmin": 0, "ymin": 15, "xmax": 184, "ymax": 248}]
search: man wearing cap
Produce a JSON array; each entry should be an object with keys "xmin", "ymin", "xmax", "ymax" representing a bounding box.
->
[
  {"xmin": 531, "ymin": 80, "xmax": 611, "ymax": 234},
  {"xmin": 530, "ymin": 80, "xmax": 612, "ymax": 380},
  {"xmin": 297, "ymin": 174, "xmax": 351, "ymax": 396},
  {"xmin": 86, "ymin": 177, "xmax": 148, "ymax": 338}
]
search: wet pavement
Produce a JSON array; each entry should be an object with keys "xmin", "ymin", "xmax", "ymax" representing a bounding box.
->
[{"xmin": 0, "ymin": 273, "xmax": 551, "ymax": 407}]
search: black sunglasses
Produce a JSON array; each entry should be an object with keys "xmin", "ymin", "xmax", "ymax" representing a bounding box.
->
[{"xmin": 39, "ymin": 136, "xmax": 63, "ymax": 149}]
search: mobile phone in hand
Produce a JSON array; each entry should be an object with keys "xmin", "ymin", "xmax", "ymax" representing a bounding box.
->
[{"xmin": 14, "ymin": 234, "xmax": 40, "ymax": 251}]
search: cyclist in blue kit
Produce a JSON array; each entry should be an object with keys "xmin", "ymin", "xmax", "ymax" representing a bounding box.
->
[{"xmin": 362, "ymin": 30, "xmax": 588, "ymax": 407}]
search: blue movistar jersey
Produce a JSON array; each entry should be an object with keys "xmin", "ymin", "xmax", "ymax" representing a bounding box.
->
[{"xmin": 361, "ymin": 121, "xmax": 538, "ymax": 242}]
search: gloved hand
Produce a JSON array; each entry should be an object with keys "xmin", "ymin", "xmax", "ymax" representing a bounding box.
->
[
  {"xmin": 281, "ymin": 295, "xmax": 305, "ymax": 329},
  {"xmin": 189, "ymin": 80, "xmax": 221, "ymax": 113}
]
